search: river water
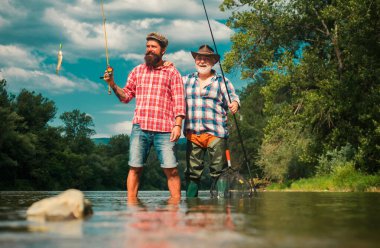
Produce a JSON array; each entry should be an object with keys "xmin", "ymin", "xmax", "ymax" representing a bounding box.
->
[{"xmin": 0, "ymin": 191, "xmax": 379, "ymax": 248}]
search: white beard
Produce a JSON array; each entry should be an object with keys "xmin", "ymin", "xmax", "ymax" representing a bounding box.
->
[{"xmin": 196, "ymin": 64, "xmax": 212, "ymax": 75}]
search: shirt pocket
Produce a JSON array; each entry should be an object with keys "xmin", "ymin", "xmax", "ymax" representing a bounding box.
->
[{"xmin": 202, "ymin": 83, "xmax": 219, "ymax": 100}]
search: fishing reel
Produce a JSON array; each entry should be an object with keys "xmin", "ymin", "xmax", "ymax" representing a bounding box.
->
[
  {"xmin": 105, "ymin": 66, "xmax": 113, "ymax": 77},
  {"xmin": 99, "ymin": 66, "xmax": 113, "ymax": 79},
  {"xmin": 99, "ymin": 66, "xmax": 113, "ymax": 95}
]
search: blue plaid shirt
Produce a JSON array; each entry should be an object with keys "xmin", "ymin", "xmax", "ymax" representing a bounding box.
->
[{"xmin": 182, "ymin": 71, "xmax": 240, "ymax": 138}]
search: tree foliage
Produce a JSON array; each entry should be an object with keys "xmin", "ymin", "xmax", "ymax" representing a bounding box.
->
[
  {"xmin": 0, "ymin": 80, "xmax": 36, "ymax": 188},
  {"xmin": 221, "ymin": 0, "xmax": 380, "ymax": 181}
]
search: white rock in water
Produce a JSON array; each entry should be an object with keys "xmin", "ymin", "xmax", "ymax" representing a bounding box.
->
[{"xmin": 27, "ymin": 189, "xmax": 93, "ymax": 221}]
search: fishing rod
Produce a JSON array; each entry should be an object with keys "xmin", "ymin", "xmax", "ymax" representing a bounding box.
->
[
  {"xmin": 100, "ymin": 0, "xmax": 112, "ymax": 95},
  {"xmin": 201, "ymin": 0, "xmax": 256, "ymax": 189}
]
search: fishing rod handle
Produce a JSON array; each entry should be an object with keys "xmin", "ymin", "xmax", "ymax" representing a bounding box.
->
[
  {"xmin": 99, "ymin": 66, "xmax": 113, "ymax": 95},
  {"xmin": 107, "ymin": 66, "xmax": 113, "ymax": 94}
]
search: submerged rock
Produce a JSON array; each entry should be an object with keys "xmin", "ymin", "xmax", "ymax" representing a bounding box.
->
[{"xmin": 27, "ymin": 189, "xmax": 93, "ymax": 221}]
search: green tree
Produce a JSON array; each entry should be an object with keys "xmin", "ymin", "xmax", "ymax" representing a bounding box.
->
[
  {"xmin": 15, "ymin": 90, "xmax": 56, "ymax": 132},
  {"xmin": 100, "ymin": 134, "xmax": 130, "ymax": 189},
  {"xmin": 140, "ymin": 150, "xmax": 168, "ymax": 190},
  {"xmin": 54, "ymin": 109, "xmax": 97, "ymax": 189},
  {"xmin": 60, "ymin": 109, "xmax": 95, "ymax": 154},
  {"xmin": 60, "ymin": 109, "xmax": 95, "ymax": 140},
  {"xmin": 0, "ymin": 80, "xmax": 36, "ymax": 189},
  {"xmin": 221, "ymin": 0, "xmax": 380, "ymax": 181},
  {"xmin": 13, "ymin": 89, "xmax": 62, "ymax": 189},
  {"xmin": 228, "ymin": 82, "xmax": 267, "ymax": 178}
]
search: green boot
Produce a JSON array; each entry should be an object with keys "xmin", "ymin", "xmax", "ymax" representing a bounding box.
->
[{"xmin": 186, "ymin": 180, "xmax": 199, "ymax": 197}]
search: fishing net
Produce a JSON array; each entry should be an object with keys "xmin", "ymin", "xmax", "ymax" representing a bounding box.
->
[
  {"xmin": 210, "ymin": 167, "xmax": 253, "ymax": 198},
  {"xmin": 210, "ymin": 150, "xmax": 253, "ymax": 198}
]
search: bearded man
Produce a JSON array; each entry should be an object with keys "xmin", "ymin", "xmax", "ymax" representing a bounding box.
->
[
  {"xmin": 182, "ymin": 44, "xmax": 240, "ymax": 197},
  {"xmin": 103, "ymin": 32, "xmax": 185, "ymax": 200}
]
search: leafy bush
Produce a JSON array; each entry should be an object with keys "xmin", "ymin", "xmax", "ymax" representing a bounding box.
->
[
  {"xmin": 316, "ymin": 144, "xmax": 355, "ymax": 176},
  {"xmin": 258, "ymin": 120, "xmax": 315, "ymax": 182}
]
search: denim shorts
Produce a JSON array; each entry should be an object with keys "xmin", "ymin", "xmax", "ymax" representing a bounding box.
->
[{"xmin": 129, "ymin": 124, "xmax": 178, "ymax": 168}]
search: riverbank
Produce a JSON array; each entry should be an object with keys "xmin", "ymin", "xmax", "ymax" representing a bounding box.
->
[{"xmin": 263, "ymin": 171, "xmax": 380, "ymax": 192}]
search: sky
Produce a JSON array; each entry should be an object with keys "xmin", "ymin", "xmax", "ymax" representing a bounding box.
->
[{"xmin": 0, "ymin": 0, "xmax": 249, "ymax": 138}]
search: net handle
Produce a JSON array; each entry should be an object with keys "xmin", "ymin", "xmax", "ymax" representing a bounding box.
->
[{"xmin": 226, "ymin": 150, "xmax": 231, "ymax": 168}]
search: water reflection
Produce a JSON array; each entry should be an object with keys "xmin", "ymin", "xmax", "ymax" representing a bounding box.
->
[
  {"xmin": 125, "ymin": 197, "xmax": 239, "ymax": 231},
  {"xmin": 119, "ymin": 196, "xmax": 256, "ymax": 248},
  {"xmin": 30, "ymin": 220, "xmax": 84, "ymax": 237},
  {"xmin": 0, "ymin": 191, "xmax": 379, "ymax": 248},
  {"xmin": 184, "ymin": 198, "xmax": 236, "ymax": 231},
  {"xmin": 127, "ymin": 197, "xmax": 181, "ymax": 231}
]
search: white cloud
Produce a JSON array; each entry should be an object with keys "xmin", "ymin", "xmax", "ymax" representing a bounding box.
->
[
  {"xmin": 0, "ymin": 0, "xmax": 28, "ymax": 19},
  {"xmin": 64, "ymin": 0, "xmax": 99, "ymax": 19},
  {"xmin": 37, "ymin": 1, "xmax": 233, "ymax": 65},
  {"xmin": 120, "ymin": 49, "xmax": 201, "ymax": 74},
  {"xmin": 106, "ymin": 22, "xmax": 144, "ymax": 51},
  {"xmin": 0, "ymin": 45, "xmax": 101, "ymax": 95},
  {"xmin": 0, "ymin": 45, "xmax": 43, "ymax": 69},
  {"xmin": 121, "ymin": 53, "xmax": 143, "ymax": 63},
  {"xmin": 121, "ymin": 50, "xmax": 195, "ymax": 73},
  {"xmin": 109, "ymin": 120, "xmax": 133, "ymax": 135},
  {"xmin": 106, "ymin": 0, "xmax": 228, "ymax": 19},
  {"xmin": 2, "ymin": 67, "xmax": 101, "ymax": 95},
  {"xmin": 92, "ymin": 133, "xmax": 111, "ymax": 138},
  {"xmin": 42, "ymin": 8, "xmax": 145, "ymax": 58},
  {"xmin": 130, "ymin": 18, "xmax": 164, "ymax": 29},
  {"xmin": 43, "ymin": 8, "xmax": 105, "ymax": 51},
  {"xmin": 115, "ymin": 19, "xmax": 233, "ymax": 51},
  {"xmin": 0, "ymin": 16, "xmax": 8, "ymax": 28},
  {"xmin": 166, "ymin": 20, "xmax": 233, "ymax": 43},
  {"xmin": 102, "ymin": 110, "xmax": 135, "ymax": 115},
  {"xmin": 165, "ymin": 50, "xmax": 195, "ymax": 72}
]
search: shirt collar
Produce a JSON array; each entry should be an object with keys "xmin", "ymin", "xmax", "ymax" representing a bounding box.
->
[{"xmin": 142, "ymin": 62, "xmax": 166, "ymax": 70}]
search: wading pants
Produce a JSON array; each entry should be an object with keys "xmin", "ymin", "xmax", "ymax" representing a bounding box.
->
[{"xmin": 185, "ymin": 135, "xmax": 227, "ymax": 197}]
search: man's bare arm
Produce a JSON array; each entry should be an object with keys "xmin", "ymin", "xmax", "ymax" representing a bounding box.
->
[
  {"xmin": 109, "ymin": 82, "xmax": 127, "ymax": 102},
  {"xmin": 103, "ymin": 71, "xmax": 127, "ymax": 102}
]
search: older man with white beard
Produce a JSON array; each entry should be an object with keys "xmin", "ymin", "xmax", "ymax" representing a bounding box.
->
[{"xmin": 182, "ymin": 44, "xmax": 240, "ymax": 197}]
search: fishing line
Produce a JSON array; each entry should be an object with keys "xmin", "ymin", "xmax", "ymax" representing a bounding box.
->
[
  {"xmin": 100, "ymin": 0, "xmax": 112, "ymax": 95},
  {"xmin": 201, "ymin": 0, "xmax": 255, "ymax": 190}
]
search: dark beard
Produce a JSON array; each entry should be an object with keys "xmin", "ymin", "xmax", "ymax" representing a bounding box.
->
[{"xmin": 144, "ymin": 52, "xmax": 161, "ymax": 67}]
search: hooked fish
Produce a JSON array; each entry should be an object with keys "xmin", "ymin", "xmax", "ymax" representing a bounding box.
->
[{"xmin": 56, "ymin": 43, "xmax": 63, "ymax": 75}]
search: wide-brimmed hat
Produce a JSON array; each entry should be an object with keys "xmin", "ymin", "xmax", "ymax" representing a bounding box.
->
[
  {"xmin": 191, "ymin": 44, "xmax": 220, "ymax": 63},
  {"xmin": 146, "ymin": 32, "xmax": 168, "ymax": 48}
]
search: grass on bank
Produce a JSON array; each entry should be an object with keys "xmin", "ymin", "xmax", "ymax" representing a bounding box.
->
[{"xmin": 266, "ymin": 163, "xmax": 380, "ymax": 192}]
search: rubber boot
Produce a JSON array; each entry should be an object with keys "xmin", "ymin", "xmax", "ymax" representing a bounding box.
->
[
  {"xmin": 216, "ymin": 177, "xmax": 228, "ymax": 198},
  {"xmin": 186, "ymin": 180, "xmax": 199, "ymax": 197}
]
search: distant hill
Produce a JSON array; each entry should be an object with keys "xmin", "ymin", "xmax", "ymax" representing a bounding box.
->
[{"xmin": 92, "ymin": 137, "xmax": 110, "ymax": 145}]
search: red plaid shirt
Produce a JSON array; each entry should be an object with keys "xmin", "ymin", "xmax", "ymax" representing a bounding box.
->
[{"xmin": 121, "ymin": 64, "xmax": 185, "ymax": 132}]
